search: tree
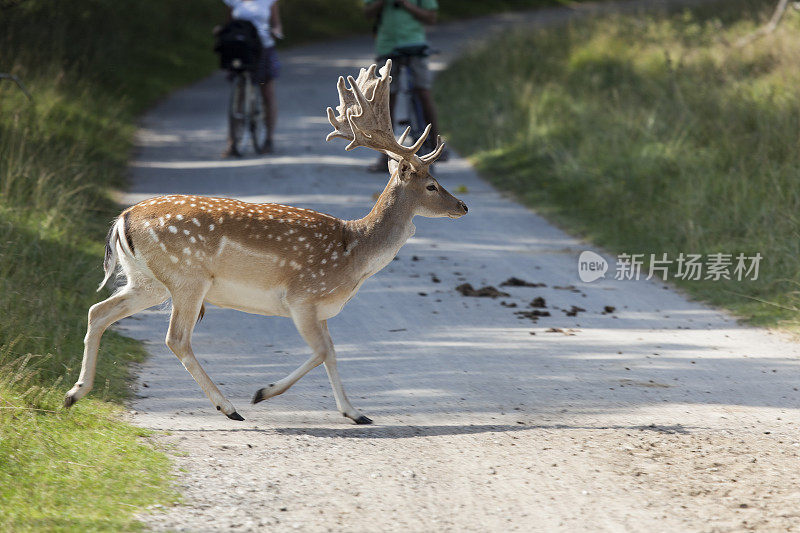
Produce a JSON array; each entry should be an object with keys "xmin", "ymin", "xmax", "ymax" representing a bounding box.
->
[{"xmin": 736, "ymin": 0, "xmax": 791, "ymax": 47}]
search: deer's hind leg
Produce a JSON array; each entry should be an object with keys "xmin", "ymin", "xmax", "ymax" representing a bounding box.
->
[
  {"xmin": 164, "ymin": 282, "xmax": 243, "ymax": 421},
  {"xmin": 65, "ymin": 282, "xmax": 169, "ymax": 407}
]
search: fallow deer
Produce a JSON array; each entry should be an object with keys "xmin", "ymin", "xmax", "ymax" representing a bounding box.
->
[{"xmin": 64, "ymin": 60, "xmax": 467, "ymax": 423}]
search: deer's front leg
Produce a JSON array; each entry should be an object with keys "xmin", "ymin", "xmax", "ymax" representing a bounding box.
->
[
  {"xmin": 320, "ymin": 320, "xmax": 371, "ymax": 425},
  {"xmin": 252, "ymin": 310, "xmax": 371, "ymax": 424}
]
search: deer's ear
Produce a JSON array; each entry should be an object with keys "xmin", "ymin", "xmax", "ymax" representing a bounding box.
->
[{"xmin": 392, "ymin": 158, "xmax": 415, "ymax": 181}]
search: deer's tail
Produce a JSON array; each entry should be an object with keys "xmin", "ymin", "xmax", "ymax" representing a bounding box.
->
[{"xmin": 97, "ymin": 213, "xmax": 135, "ymax": 291}]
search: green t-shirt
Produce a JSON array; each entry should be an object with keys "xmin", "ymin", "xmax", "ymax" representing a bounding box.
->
[{"xmin": 364, "ymin": 0, "xmax": 439, "ymax": 57}]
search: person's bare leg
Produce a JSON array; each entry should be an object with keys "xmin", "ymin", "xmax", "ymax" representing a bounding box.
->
[{"xmin": 260, "ymin": 80, "xmax": 276, "ymax": 150}]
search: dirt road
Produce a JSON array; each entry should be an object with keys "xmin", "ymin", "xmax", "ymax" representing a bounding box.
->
[{"xmin": 121, "ymin": 2, "xmax": 800, "ymax": 531}]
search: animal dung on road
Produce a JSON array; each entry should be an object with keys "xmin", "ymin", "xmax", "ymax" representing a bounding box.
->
[
  {"xmin": 564, "ymin": 305, "xmax": 586, "ymax": 317},
  {"xmin": 530, "ymin": 296, "xmax": 547, "ymax": 308},
  {"xmin": 455, "ymin": 283, "xmax": 510, "ymax": 298},
  {"xmin": 515, "ymin": 309, "xmax": 551, "ymax": 322},
  {"xmin": 500, "ymin": 277, "xmax": 546, "ymax": 288}
]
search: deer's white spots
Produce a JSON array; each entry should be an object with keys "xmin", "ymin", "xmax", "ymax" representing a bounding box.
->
[
  {"xmin": 297, "ymin": 236, "xmax": 306, "ymax": 242},
  {"xmin": 159, "ymin": 242, "xmax": 167, "ymax": 251},
  {"xmin": 191, "ymin": 218, "xmax": 200, "ymax": 226},
  {"xmin": 170, "ymin": 255, "xmax": 178, "ymax": 263},
  {"xmin": 168, "ymin": 226, "xmax": 177, "ymax": 233},
  {"xmin": 331, "ymin": 251, "xmax": 338, "ymax": 260},
  {"xmin": 189, "ymin": 236, "xmax": 196, "ymax": 243},
  {"xmin": 289, "ymin": 260, "xmax": 301, "ymax": 270},
  {"xmin": 321, "ymin": 258, "xmax": 327, "ymax": 264},
  {"xmin": 218, "ymin": 217, "xmax": 224, "ymax": 223},
  {"xmin": 311, "ymin": 273, "xmax": 317, "ymax": 279},
  {"xmin": 176, "ymin": 214, "xmax": 184, "ymax": 221},
  {"xmin": 279, "ymin": 259, "xmax": 286, "ymax": 267},
  {"xmin": 197, "ymin": 234, "xmax": 205, "ymax": 242},
  {"xmin": 183, "ymin": 229, "xmax": 190, "ymax": 235},
  {"xmin": 183, "ymin": 247, "xmax": 191, "ymax": 255},
  {"xmin": 158, "ymin": 217, "xmax": 165, "ymax": 226},
  {"xmin": 148, "ymin": 228, "xmax": 159, "ymax": 242},
  {"xmin": 209, "ymin": 224, "xmax": 215, "ymax": 231},
  {"xmin": 143, "ymin": 220, "xmax": 150, "ymax": 228},
  {"xmin": 165, "ymin": 214, "xmax": 172, "ymax": 219},
  {"xmin": 190, "ymin": 203, "xmax": 196, "ymax": 207}
]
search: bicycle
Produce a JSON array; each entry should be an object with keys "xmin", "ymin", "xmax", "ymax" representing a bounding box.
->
[
  {"xmin": 387, "ymin": 44, "xmax": 432, "ymax": 148},
  {"xmin": 366, "ymin": 45, "xmax": 447, "ymax": 172},
  {"xmin": 228, "ymin": 61, "xmax": 270, "ymax": 156}
]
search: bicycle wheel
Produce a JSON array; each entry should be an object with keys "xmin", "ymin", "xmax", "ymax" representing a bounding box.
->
[
  {"xmin": 250, "ymin": 87, "xmax": 270, "ymax": 154},
  {"xmin": 228, "ymin": 72, "xmax": 248, "ymax": 155}
]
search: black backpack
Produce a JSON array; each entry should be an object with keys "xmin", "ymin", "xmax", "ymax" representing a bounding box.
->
[{"xmin": 214, "ymin": 19, "xmax": 261, "ymax": 71}]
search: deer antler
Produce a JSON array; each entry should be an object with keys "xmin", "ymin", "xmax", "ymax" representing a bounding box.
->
[{"xmin": 326, "ymin": 60, "xmax": 445, "ymax": 169}]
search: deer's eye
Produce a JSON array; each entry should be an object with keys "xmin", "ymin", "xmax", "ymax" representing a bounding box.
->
[{"xmin": 426, "ymin": 184, "xmax": 437, "ymax": 191}]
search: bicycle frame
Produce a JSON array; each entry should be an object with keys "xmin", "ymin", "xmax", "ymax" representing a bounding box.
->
[
  {"xmin": 228, "ymin": 69, "xmax": 268, "ymax": 155},
  {"xmin": 390, "ymin": 53, "xmax": 428, "ymax": 146}
]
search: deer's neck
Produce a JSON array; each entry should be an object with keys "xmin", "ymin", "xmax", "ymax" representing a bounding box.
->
[{"xmin": 345, "ymin": 177, "xmax": 415, "ymax": 278}]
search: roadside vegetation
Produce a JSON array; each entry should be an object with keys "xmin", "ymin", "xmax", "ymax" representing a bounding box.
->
[
  {"xmin": 1, "ymin": 0, "xmax": 607, "ymax": 529},
  {"xmin": 281, "ymin": 0, "xmax": 596, "ymax": 42},
  {"xmin": 436, "ymin": 0, "xmax": 800, "ymax": 328}
]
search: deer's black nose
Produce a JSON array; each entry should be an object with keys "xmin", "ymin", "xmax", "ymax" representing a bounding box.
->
[{"xmin": 459, "ymin": 201, "xmax": 468, "ymax": 214}]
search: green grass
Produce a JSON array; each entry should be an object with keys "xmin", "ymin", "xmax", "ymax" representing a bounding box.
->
[{"xmin": 436, "ymin": 0, "xmax": 800, "ymax": 328}]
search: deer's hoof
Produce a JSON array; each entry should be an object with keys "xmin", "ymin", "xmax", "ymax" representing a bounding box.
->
[
  {"xmin": 63, "ymin": 394, "xmax": 76, "ymax": 408},
  {"xmin": 354, "ymin": 415, "xmax": 373, "ymax": 425},
  {"xmin": 226, "ymin": 411, "xmax": 245, "ymax": 421},
  {"xmin": 252, "ymin": 388, "xmax": 267, "ymax": 404}
]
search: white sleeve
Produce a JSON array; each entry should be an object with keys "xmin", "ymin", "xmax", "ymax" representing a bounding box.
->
[{"xmin": 222, "ymin": 0, "xmax": 238, "ymax": 8}]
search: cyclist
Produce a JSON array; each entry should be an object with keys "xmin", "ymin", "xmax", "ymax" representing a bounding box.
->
[
  {"xmin": 221, "ymin": 0, "xmax": 283, "ymax": 156},
  {"xmin": 363, "ymin": 0, "xmax": 446, "ymax": 172}
]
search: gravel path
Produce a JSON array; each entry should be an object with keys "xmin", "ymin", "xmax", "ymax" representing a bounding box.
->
[{"xmin": 119, "ymin": 1, "xmax": 800, "ymax": 531}]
